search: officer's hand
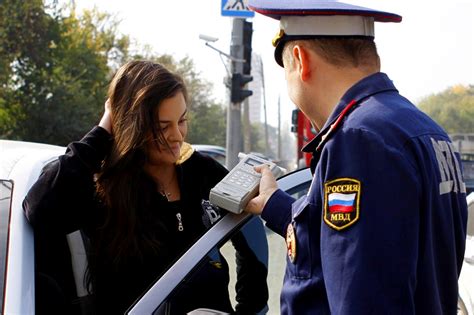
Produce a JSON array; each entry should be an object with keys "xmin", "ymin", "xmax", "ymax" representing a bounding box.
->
[
  {"xmin": 99, "ymin": 99, "xmax": 113, "ymax": 135},
  {"xmin": 245, "ymin": 164, "xmax": 278, "ymax": 215}
]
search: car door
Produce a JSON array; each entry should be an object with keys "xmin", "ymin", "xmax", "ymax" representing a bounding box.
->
[
  {"xmin": 458, "ymin": 192, "xmax": 474, "ymax": 315},
  {"xmin": 126, "ymin": 168, "xmax": 312, "ymax": 315}
]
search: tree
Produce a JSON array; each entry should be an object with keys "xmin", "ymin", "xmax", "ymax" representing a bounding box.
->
[
  {"xmin": 250, "ymin": 123, "xmax": 268, "ymax": 154},
  {"xmin": 186, "ymin": 103, "xmax": 227, "ymax": 146},
  {"xmin": 0, "ymin": 1, "xmax": 130, "ymax": 144},
  {"xmin": 418, "ymin": 85, "xmax": 474, "ymax": 134},
  {"xmin": 0, "ymin": 0, "xmax": 60, "ymax": 138},
  {"xmin": 0, "ymin": 1, "xmax": 227, "ymax": 146}
]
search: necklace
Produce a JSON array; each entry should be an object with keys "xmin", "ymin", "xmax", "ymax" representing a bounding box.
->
[
  {"xmin": 160, "ymin": 190, "xmax": 172, "ymax": 201},
  {"xmin": 157, "ymin": 169, "xmax": 177, "ymax": 202}
]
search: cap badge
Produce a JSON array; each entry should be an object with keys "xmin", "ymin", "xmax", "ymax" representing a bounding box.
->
[
  {"xmin": 286, "ymin": 222, "xmax": 297, "ymax": 263},
  {"xmin": 324, "ymin": 178, "xmax": 361, "ymax": 230}
]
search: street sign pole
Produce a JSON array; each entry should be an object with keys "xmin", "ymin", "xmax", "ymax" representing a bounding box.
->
[{"xmin": 226, "ymin": 18, "xmax": 244, "ymax": 169}]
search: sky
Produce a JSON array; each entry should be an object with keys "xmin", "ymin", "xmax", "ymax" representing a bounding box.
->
[{"xmin": 74, "ymin": 0, "xmax": 473, "ymax": 128}]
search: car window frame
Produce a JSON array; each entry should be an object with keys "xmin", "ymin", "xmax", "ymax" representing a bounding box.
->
[{"xmin": 0, "ymin": 180, "xmax": 13, "ymax": 312}]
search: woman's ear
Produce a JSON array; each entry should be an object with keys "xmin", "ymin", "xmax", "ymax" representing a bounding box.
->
[{"xmin": 292, "ymin": 44, "xmax": 312, "ymax": 82}]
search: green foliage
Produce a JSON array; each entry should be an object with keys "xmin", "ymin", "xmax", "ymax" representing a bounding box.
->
[
  {"xmin": 0, "ymin": 1, "xmax": 226, "ymax": 146},
  {"xmin": 418, "ymin": 85, "xmax": 474, "ymax": 134},
  {"xmin": 186, "ymin": 103, "xmax": 227, "ymax": 146},
  {"xmin": 0, "ymin": 0, "xmax": 59, "ymax": 138},
  {"xmin": 250, "ymin": 123, "xmax": 268, "ymax": 154},
  {"xmin": 0, "ymin": 1, "xmax": 131, "ymax": 144}
]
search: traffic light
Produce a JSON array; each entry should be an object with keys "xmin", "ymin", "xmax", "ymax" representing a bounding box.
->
[
  {"xmin": 231, "ymin": 73, "xmax": 253, "ymax": 103},
  {"xmin": 242, "ymin": 21, "xmax": 253, "ymax": 75}
]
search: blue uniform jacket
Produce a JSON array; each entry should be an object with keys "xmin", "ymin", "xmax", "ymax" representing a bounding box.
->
[{"xmin": 262, "ymin": 72, "xmax": 468, "ymax": 314}]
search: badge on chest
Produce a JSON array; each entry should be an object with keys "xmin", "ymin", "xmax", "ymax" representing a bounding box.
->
[
  {"xmin": 286, "ymin": 222, "xmax": 297, "ymax": 263},
  {"xmin": 324, "ymin": 178, "xmax": 361, "ymax": 231}
]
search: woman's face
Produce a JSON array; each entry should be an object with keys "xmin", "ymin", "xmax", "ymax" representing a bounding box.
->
[{"xmin": 147, "ymin": 92, "xmax": 188, "ymax": 166}]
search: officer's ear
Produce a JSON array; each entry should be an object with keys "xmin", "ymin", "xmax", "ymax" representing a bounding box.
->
[{"xmin": 291, "ymin": 44, "xmax": 311, "ymax": 82}]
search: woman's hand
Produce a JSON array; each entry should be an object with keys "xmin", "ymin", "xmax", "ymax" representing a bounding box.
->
[{"xmin": 99, "ymin": 99, "xmax": 113, "ymax": 135}]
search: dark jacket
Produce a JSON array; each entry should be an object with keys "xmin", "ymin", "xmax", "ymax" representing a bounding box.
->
[
  {"xmin": 24, "ymin": 126, "xmax": 268, "ymax": 315},
  {"xmin": 262, "ymin": 72, "xmax": 468, "ymax": 315}
]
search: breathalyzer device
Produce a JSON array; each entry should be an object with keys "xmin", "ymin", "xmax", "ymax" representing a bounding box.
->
[{"xmin": 209, "ymin": 153, "xmax": 285, "ymax": 214}]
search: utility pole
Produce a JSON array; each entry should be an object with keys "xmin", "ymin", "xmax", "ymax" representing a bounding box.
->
[
  {"xmin": 243, "ymin": 98, "xmax": 251, "ymax": 153},
  {"xmin": 226, "ymin": 19, "xmax": 253, "ymax": 169},
  {"xmin": 260, "ymin": 56, "xmax": 270, "ymax": 157},
  {"xmin": 278, "ymin": 95, "xmax": 282, "ymax": 160}
]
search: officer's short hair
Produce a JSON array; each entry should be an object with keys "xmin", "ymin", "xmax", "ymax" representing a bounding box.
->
[{"xmin": 283, "ymin": 38, "xmax": 380, "ymax": 69}]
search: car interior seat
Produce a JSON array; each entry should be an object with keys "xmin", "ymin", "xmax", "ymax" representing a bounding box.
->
[{"xmin": 33, "ymin": 226, "xmax": 93, "ymax": 315}]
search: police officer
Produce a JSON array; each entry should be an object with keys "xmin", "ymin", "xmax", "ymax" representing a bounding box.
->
[{"xmin": 244, "ymin": 1, "xmax": 468, "ymax": 314}]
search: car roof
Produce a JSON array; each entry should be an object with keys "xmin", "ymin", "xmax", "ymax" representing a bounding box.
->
[
  {"xmin": 192, "ymin": 144, "xmax": 226, "ymax": 153},
  {"xmin": 0, "ymin": 140, "xmax": 66, "ymax": 314},
  {"xmin": 0, "ymin": 140, "xmax": 65, "ymax": 179}
]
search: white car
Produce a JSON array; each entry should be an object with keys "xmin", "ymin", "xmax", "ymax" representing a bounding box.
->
[
  {"xmin": 0, "ymin": 139, "xmax": 473, "ymax": 314},
  {"xmin": 192, "ymin": 144, "xmax": 226, "ymax": 167}
]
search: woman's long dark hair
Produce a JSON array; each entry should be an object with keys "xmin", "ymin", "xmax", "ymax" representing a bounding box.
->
[{"xmin": 92, "ymin": 60, "xmax": 187, "ymax": 271}]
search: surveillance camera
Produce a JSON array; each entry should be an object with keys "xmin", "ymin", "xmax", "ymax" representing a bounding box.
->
[{"xmin": 199, "ymin": 34, "xmax": 219, "ymax": 42}]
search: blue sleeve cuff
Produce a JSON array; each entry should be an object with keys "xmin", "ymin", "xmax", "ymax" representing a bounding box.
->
[{"xmin": 261, "ymin": 189, "xmax": 295, "ymax": 237}]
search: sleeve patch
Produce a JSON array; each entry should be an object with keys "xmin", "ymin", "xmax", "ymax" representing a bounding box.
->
[{"xmin": 324, "ymin": 178, "xmax": 361, "ymax": 231}]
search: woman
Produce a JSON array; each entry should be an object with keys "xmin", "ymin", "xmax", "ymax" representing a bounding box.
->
[{"xmin": 23, "ymin": 60, "xmax": 268, "ymax": 314}]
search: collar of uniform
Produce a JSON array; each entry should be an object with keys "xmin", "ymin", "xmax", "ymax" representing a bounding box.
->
[{"xmin": 302, "ymin": 72, "xmax": 398, "ymax": 153}]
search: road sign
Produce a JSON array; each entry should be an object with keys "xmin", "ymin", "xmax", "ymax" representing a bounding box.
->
[{"xmin": 221, "ymin": 0, "xmax": 255, "ymax": 18}]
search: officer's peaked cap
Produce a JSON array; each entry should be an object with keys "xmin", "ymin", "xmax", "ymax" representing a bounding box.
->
[{"xmin": 248, "ymin": 0, "xmax": 402, "ymax": 67}]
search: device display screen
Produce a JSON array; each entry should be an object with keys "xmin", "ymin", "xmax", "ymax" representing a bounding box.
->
[{"xmin": 245, "ymin": 158, "xmax": 263, "ymax": 167}]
